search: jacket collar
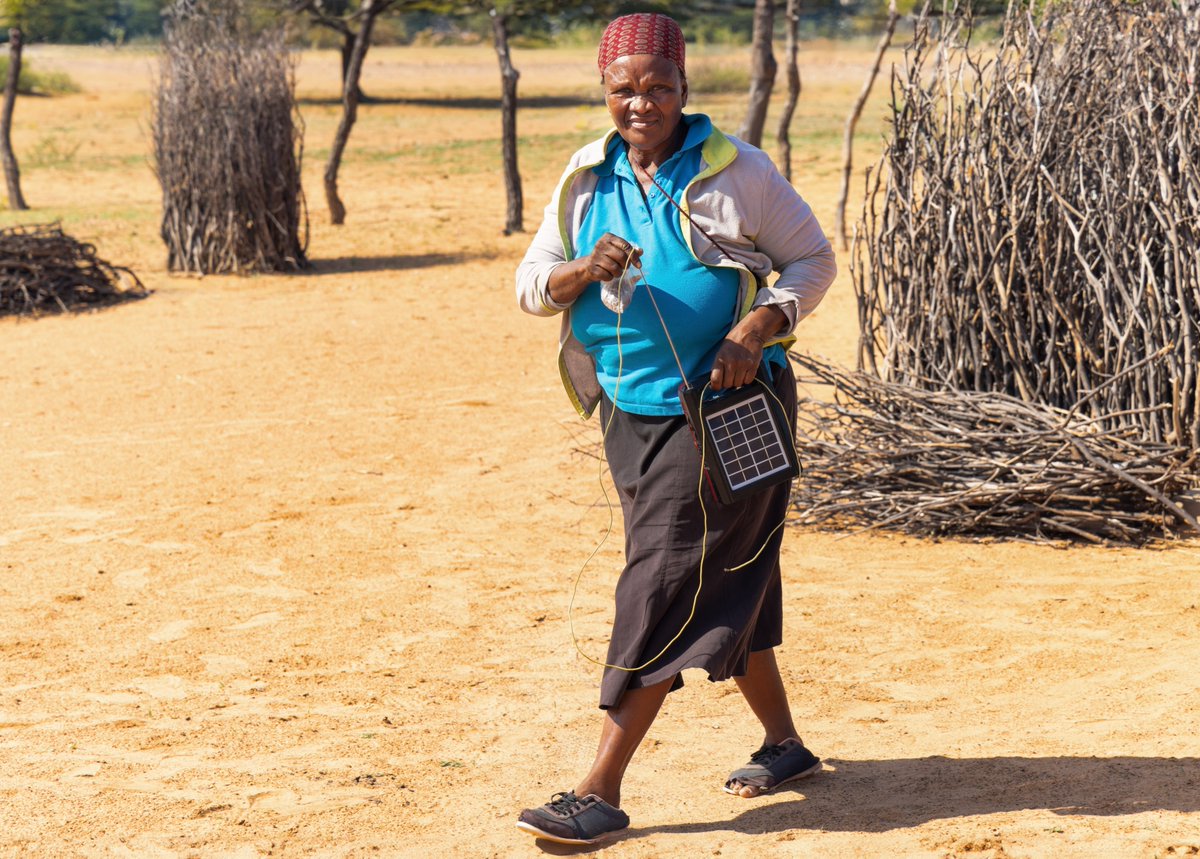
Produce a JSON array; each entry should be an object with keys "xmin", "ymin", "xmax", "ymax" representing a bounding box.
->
[
  {"xmin": 592, "ymin": 113, "xmax": 715, "ymax": 177},
  {"xmin": 577, "ymin": 114, "xmax": 737, "ymax": 178}
]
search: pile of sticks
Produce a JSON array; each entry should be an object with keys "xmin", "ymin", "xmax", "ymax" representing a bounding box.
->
[
  {"xmin": 153, "ymin": 0, "xmax": 307, "ymax": 274},
  {"xmin": 854, "ymin": 0, "xmax": 1200, "ymax": 450},
  {"xmin": 789, "ymin": 353, "xmax": 1199, "ymax": 545},
  {"xmin": 0, "ymin": 223, "xmax": 147, "ymax": 317},
  {"xmin": 829, "ymin": 0, "xmax": 1200, "ymax": 541}
]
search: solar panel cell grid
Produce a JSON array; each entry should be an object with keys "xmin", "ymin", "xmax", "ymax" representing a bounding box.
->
[{"xmin": 704, "ymin": 394, "xmax": 792, "ymax": 491}]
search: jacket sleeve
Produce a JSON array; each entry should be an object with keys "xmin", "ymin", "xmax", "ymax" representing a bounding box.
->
[
  {"xmin": 743, "ymin": 150, "xmax": 837, "ymax": 336},
  {"xmin": 515, "ymin": 162, "xmax": 576, "ymax": 317}
]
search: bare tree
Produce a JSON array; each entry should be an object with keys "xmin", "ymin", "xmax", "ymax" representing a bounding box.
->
[
  {"xmin": 286, "ymin": 0, "xmax": 380, "ymax": 102},
  {"xmin": 283, "ymin": 0, "xmax": 401, "ymax": 224},
  {"xmin": 834, "ymin": 0, "xmax": 898, "ymax": 250},
  {"xmin": 738, "ymin": 0, "xmax": 776, "ymax": 148},
  {"xmin": 323, "ymin": 0, "xmax": 396, "ymax": 224},
  {"xmin": 773, "ymin": 0, "xmax": 800, "ymax": 180},
  {"xmin": 489, "ymin": 6, "xmax": 522, "ymax": 233},
  {"xmin": 466, "ymin": 0, "xmax": 612, "ymax": 234},
  {"xmin": 1, "ymin": 28, "xmax": 28, "ymax": 210}
]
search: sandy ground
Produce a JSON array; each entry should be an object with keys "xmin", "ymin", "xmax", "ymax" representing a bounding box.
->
[{"xmin": 2, "ymin": 43, "xmax": 1199, "ymax": 858}]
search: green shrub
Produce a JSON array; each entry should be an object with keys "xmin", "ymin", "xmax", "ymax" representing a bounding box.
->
[{"xmin": 0, "ymin": 57, "xmax": 81, "ymax": 95}]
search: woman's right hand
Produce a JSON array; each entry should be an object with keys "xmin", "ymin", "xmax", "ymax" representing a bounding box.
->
[
  {"xmin": 547, "ymin": 233, "xmax": 641, "ymax": 306},
  {"xmin": 584, "ymin": 233, "xmax": 642, "ymax": 283}
]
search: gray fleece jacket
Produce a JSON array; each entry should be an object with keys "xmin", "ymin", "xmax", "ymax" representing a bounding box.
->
[{"xmin": 516, "ymin": 122, "xmax": 836, "ymax": 418}]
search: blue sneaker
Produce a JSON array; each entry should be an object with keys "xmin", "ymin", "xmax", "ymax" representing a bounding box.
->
[
  {"xmin": 724, "ymin": 737, "xmax": 822, "ymax": 797},
  {"xmin": 516, "ymin": 791, "xmax": 630, "ymax": 845}
]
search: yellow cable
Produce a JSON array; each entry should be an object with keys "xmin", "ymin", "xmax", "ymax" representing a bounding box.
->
[
  {"xmin": 567, "ymin": 255, "xmax": 801, "ymax": 672},
  {"xmin": 569, "ymin": 249, "xmax": 711, "ymax": 674}
]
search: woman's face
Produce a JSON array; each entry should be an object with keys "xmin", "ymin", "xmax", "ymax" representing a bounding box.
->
[{"xmin": 603, "ymin": 54, "xmax": 688, "ymax": 157}]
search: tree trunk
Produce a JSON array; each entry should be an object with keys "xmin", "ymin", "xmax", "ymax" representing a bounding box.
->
[
  {"xmin": 491, "ymin": 9, "xmax": 522, "ymax": 235},
  {"xmin": 2, "ymin": 28, "xmax": 28, "ymax": 211},
  {"xmin": 774, "ymin": 0, "xmax": 801, "ymax": 181},
  {"xmin": 835, "ymin": 0, "xmax": 899, "ymax": 251},
  {"xmin": 339, "ymin": 31, "xmax": 369, "ymax": 103},
  {"xmin": 738, "ymin": 0, "xmax": 777, "ymax": 149},
  {"xmin": 324, "ymin": 0, "xmax": 380, "ymax": 225}
]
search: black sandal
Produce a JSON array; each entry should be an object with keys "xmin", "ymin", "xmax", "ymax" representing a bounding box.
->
[{"xmin": 724, "ymin": 737, "xmax": 822, "ymax": 797}]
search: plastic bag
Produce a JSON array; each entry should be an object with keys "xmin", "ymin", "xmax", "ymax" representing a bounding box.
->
[{"xmin": 600, "ymin": 257, "xmax": 643, "ymax": 313}]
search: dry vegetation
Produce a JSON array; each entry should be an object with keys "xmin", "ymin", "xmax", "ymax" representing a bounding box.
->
[
  {"xmin": 858, "ymin": 1, "xmax": 1200, "ymax": 441},
  {"xmin": 790, "ymin": 352, "xmax": 1198, "ymax": 544},
  {"xmin": 803, "ymin": 0, "xmax": 1200, "ymax": 544},
  {"xmin": 154, "ymin": 4, "xmax": 307, "ymax": 273},
  {"xmin": 0, "ymin": 222, "xmax": 147, "ymax": 316}
]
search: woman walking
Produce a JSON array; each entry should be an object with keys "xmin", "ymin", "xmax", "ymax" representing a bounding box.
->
[{"xmin": 514, "ymin": 12, "xmax": 836, "ymax": 845}]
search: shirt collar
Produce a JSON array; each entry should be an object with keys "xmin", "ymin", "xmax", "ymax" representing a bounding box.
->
[{"xmin": 594, "ymin": 112, "xmax": 713, "ymax": 177}]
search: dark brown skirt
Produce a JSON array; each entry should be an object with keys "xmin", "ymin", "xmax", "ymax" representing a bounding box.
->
[{"xmin": 597, "ymin": 362, "xmax": 797, "ymax": 710}]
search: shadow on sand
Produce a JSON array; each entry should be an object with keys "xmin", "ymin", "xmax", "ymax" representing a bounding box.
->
[
  {"xmin": 533, "ymin": 756, "xmax": 1200, "ymax": 853},
  {"xmin": 298, "ymin": 94, "xmax": 601, "ymax": 110},
  {"xmin": 303, "ymin": 252, "xmax": 483, "ymax": 276}
]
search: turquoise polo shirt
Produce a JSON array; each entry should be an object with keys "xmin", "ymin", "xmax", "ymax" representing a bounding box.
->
[{"xmin": 572, "ymin": 114, "xmax": 773, "ymax": 416}]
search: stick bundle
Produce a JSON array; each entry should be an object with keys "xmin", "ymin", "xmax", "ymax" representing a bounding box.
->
[
  {"xmin": 789, "ymin": 353, "xmax": 1199, "ymax": 545},
  {"xmin": 0, "ymin": 223, "xmax": 147, "ymax": 317},
  {"xmin": 855, "ymin": 0, "xmax": 1200, "ymax": 450},
  {"xmin": 153, "ymin": 0, "xmax": 307, "ymax": 274}
]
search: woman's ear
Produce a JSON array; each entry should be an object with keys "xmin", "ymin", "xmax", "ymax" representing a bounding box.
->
[{"xmin": 681, "ymin": 76, "xmax": 689, "ymax": 107}]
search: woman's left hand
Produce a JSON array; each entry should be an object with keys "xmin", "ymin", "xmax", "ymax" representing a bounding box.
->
[{"xmin": 710, "ymin": 305, "xmax": 789, "ymax": 390}]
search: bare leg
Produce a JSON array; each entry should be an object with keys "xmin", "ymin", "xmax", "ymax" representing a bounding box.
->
[
  {"xmin": 734, "ymin": 647, "xmax": 799, "ymax": 744},
  {"xmin": 728, "ymin": 648, "xmax": 801, "ymax": 797},
  {"xmin": 573, "ymin": 676, "xmax": 674, "ymax": 808}
]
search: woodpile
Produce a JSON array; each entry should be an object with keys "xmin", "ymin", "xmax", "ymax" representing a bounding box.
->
[
  {"xmin": 0, "ymin": 223, "xmax": 147, "ymax": 317},
  {"xmin": 153, "ymin": 0, "xmax": 307, "ymax": 274},
  {"xmin": 789, "ymin": 353, "xmax": 1199, "ymax": 545},
  {"xmin": 805, "ymin": 0, "xmax": 1200, "ymax": 543}
]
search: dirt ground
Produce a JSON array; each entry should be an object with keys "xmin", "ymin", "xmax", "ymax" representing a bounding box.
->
[{"xmin": 1, "ymin": 42, "xmax": 1198, "ymax": 858}]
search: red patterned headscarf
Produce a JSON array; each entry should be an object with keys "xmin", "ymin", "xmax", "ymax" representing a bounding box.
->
[{"xmin": 597, "ymin": 13, "xmax": 686, "ymax": 78}]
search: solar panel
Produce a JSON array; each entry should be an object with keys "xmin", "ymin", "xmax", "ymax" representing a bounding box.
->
[{"xmin": 679, "ymin": 380, "xmax": 800, "ymax": 505}]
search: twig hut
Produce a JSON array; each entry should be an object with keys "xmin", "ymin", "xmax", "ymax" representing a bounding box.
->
[
  {"xmin": 153, "ymin": 0, "xmax": 307, "ymax": 274},
  {"xmin": 792, "ymin": 0, "xmax": 1200, "ymax": 543},
  {"xmin": 856, "ymin": 0, "xmax": 1200, "ymax": 447}
]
